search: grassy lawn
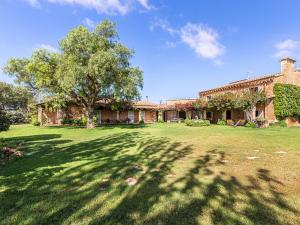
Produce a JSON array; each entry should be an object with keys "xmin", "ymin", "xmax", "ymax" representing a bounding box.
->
[{"xmin": 0, "ymin": 124, "xmax": 300, "ymax": 225}]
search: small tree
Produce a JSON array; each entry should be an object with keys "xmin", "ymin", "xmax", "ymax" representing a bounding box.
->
[
  {"xmin": 234, "ymin": 91, "xmax": 267, "ymax": 121},
  {"xmin": 207, "ymin": 92, "xmax": 236, "ymax": 112},
  {"xmin": 4, "ymin": 20, "xmax": 143, "ymax": 128}
]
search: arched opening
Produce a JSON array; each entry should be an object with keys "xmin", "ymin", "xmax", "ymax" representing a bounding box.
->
[
  {"xmin": 179, "ymin": 111, "xmax": 186, "ymax": 119},
  {"xmin": 226, "ymin": 110, "xmax": 232, "ymax": 120}
]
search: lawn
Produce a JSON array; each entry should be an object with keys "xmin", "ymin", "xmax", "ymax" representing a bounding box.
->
[{"xmin": 0, "ymin": 124, "xmax": 300, "ymax": 225}]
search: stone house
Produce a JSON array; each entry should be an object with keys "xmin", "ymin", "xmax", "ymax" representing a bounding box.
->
[
  {"xmin": 38, "ymin": 100, "xmax": 158, "ymax": 125},
  {"xmin": 198, "ymin": 58, "xmax": 300, "ymax": 125},
  {"xmin": 38, "ymin": 58, "xmax": 300, "ymax": 126}
]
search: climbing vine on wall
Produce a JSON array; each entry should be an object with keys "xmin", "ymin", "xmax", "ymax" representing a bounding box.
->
[{"xmin": 274, "ymin": 83, "xmax": 300, "ymax": 119}]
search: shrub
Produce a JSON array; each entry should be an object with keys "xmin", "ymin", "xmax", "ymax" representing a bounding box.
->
[
  {"xmin": 270, "ymin": 120, "xmax": 287, "ymax": 127},
  {"xmin": 7, "ymin": 112, "xmax": 27, "ymax": 124},
  {"xmin": 93, "ymin": 116, "xmax": 98, "ymax": 126},
  {"xmin": 157, "ymin": 118, "xmax": 164, "ymax": 123},
  {"xmin": 81, "ymin": 116, "xmax": 88, "ymax": 126},
  {"xmin": 31, "ymin": 115, "xmax": 40, "ymax": 126},
  {"xmin": 139, "ymin": 120, "xmax": 145, "ymax": 124},
  {"xmin": 184, "ymin": 119, "xmax": 193, "ymax": 126},
  {"xmin": 217, "ymin": 119, "xmax": 227, "ymax": 125},
  {"xmin": 245, "ymin": 121, "xmax": 257, "ymax": 128},
  {"xmin": 61, "ymin": 118, "xmax": 72, "ymax": 125},
  {"xmin": 73, "ymin": 119, "xmax": 82, "ymax": 126},
  {"xmin": 185, "ymin": 119, "xmax": 210, "ymax": 127},
  {"xmin": 0, "ymin": 110, "xmax": 10, "ymax": 132}
]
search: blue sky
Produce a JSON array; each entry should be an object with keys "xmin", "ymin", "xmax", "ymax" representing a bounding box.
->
[{"xmin": 1, "ymin": 0, "xmax": 300, "ymax": 103}]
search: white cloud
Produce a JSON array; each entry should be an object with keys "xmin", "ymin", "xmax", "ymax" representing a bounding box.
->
[
  {"xmin": 150, "ymin": 19, "xmax": 225, "ymax": 63},
  {"xmin": 274, "ymin": 39, "xmax": 300, "ymax": 59},
  {"xmin": 165, "ymin": 41, "xmax": 177, "ymax": 48},
  {"xmin": 35, "ymin": 44, "xmax": 59, "ymax": 53},
  {"xmin": 24, "ymin": 0, "xmax": 40, "ymax": 8},
  {"xmin": 276, "ymin": 39, "xmax": 299, "ymax": 50},
  {"xmin": 149, "ymin": 19, "xmax": 177, "ymax": 35},
  {"xmin": 82, "ymin": 18, "xmax": 97, "ymax": 28},
  {"xmin": 136, "ymin": 0, "xmax": 152, "ymax": 10},
  {"xmin": 180, "ymin": 23, "xmax": 225, "ymax": 60},
  {"xmin": 25, "ymin": 0, "xmax": 153, "ymax": 15}
]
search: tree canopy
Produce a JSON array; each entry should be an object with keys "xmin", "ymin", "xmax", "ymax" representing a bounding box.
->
[{"xmin": 4, "ymin": 20, "xmax": 143, "ymax": 128}]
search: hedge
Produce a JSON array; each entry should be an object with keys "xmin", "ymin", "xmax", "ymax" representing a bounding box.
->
[{"xmin": 274, "ymin": 83, "xmax": 300, "ymax": 119}]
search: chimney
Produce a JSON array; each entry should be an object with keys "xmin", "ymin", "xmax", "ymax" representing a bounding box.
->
[{"xmin": 280, "ymin": 58, "xmax": 296, "ymax": 74}]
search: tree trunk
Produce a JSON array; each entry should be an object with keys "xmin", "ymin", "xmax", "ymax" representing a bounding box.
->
[{"xmin": 86, "ymin": 106, "xmax": 95, "ymax": 128}]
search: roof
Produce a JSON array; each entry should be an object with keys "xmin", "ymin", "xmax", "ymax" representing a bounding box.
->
[
  {"xmin": 133, "ymin": 100, "xmax": 158, "ymax": 109},
  {"xmin": 199, "ymin": 73, "xmax": 281, "ymax": 95}
]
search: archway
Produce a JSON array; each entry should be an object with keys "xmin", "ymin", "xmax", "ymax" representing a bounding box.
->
[{"xmin": 179, "ymin": 111, "xmax": 186, "ymax": 119}]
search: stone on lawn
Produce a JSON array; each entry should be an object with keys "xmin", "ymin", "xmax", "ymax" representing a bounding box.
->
[{"xmin": 126, "ymin": 177, "xmax": 137, "ymax": 186}]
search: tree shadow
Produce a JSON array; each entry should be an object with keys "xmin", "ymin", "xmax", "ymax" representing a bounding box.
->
[
  {"xmin": 44, "ymin": 124, "xmax": 149, "ymax": 130},
  {"xmin": 0, "ymin": 133, "xmax": 299, "ymax": 225}
]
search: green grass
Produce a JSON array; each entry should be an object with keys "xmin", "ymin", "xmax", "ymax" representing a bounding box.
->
[{"xmin": 0, "ymin": 124, "xmax": 300, "ymax": 225}]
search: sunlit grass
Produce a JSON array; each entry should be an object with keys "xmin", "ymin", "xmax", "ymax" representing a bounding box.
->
[{"xmin": 0, "ymin": 124, "xmax": 299, "ymax": 225}]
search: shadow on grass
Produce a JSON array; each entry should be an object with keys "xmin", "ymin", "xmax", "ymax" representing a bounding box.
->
[
  {"xmin": 44, "ymin": 124, "xmax": 149, "ymax": 130},
  {"xmin": 0, "ymin": 133, "xmax": 299, "ymax": 225}
]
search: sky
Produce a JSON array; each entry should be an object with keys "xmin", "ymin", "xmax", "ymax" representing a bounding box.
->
[{"xmin": 1, "ymin": 0, "xmax": 300, "ymax": 103}]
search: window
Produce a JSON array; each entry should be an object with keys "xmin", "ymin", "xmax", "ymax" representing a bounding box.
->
[
  {"xmin": 250, "ymin": 87, "xmax": 259, "ymax": 93},
  {"xmin": 256, "ymin": 110, "xmax": 263, "ymax": 118}
]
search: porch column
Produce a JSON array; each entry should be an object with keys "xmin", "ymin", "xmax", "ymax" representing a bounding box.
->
[
  {"xmin": 222, "ymin": 111, "xmax": 226, "ymax": 120},
  {"xmin": 99, "ymin": 110, "xmax": 102, "ymax": 124},
  {"xmin": 186, "ymin": 111, "xmax": 192, "ymax": 119},
  {"xmin": 116, "ymin": 110, "xmax": 120, "ymax": 121},
  {"xmin": 158, "ymin": 110, "xmax": 163, "ymax": 122},
  {"xmin": 139, "ymin": 110, "xmax": 142, "ymax": 121},
  {"xmin": 37, "ymin": 106, "xmax": 43, "ymax": 124},
  {"xmin": 252, "ymin": 106, "xmax": 257, "ymax": 120},
  {"xmin": 57, "ymin": 108, "xmax": 63, "ymax": 125},
  {"xmin": 203, "ymin": 110, "xmax": 206, "ymax": 119}
]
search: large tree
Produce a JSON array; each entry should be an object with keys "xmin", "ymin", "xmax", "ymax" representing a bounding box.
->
[{"xmin": 4, "ymin": 20, "xmax": 143, "ymax": 128}]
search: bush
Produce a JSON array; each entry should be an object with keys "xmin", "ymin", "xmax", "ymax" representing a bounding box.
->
[
  {"xmin": 7, "ymin": 112, "xmax": 27, "ymax": 124},
  {"xmin": 0, "ymin": 110, "xmax": 10, "ymax": 132},
  {"xmin": 31, "ymin": 115, "xmax": 40, "ymax": 126},
  {"xmin": 217, "ymin": 119, "xmax": 227, "ymax": 125},
  {"xmin": 245, "ymin": 121, "xmax": 257, "ymax": 128},
  {"xmin": 185, "ymin": 119, "xmax": 210, "ymax": 127},
  {"xmin": 81, "ymin": 116, "xmax": 88, "ymax": 126},
  {"xmin": 184, "ymin": 119, "xmax": 193, "ymax": 126},
  {"xmin": 270, "ymin": 120, "xmax": 287, "ymax": 127},
  {"xmin": 61, "ymin": 118, "xmax": 72, "ymax": 125},
  {"xmin": 139, "ymin": 120, "xmax": 145, "ymax": 124},
  {"xmin": 157, "ymin": 118, "xmax": 164, "ymax": 123},
  {"xmin": 93, "ymin": 116, "xmax": 98, "ymax": 126}
]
